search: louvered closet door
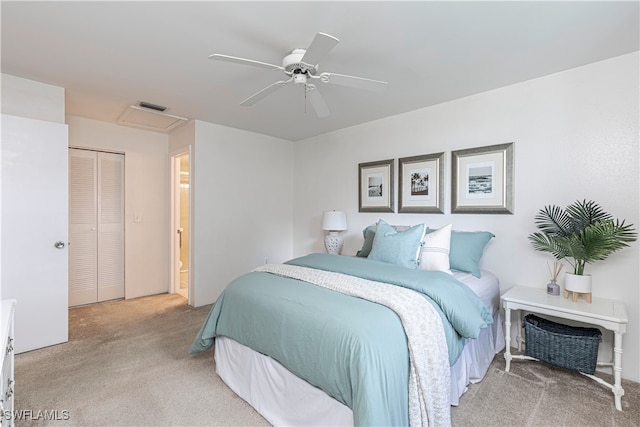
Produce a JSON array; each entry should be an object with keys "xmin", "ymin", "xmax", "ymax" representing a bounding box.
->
[
  {"xmin": 69, "ymin": 149, "xmax": 98, "ymax": 307},
  {"xmin": 69, "ymin": 149, "xmax": 124, "ymax": 307},
  {"xmin": 96, "ymin": 152, "xmax": 125, "ymax": 302}
]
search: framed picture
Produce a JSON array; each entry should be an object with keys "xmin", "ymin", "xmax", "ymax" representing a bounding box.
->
[
  {"xmin": 398, "ymin": 152, "xmax": 444, "ymax": 214},
  {"xmin": 451, "ymin": 142, "xmax": 514, "ymax": 214},
  {"xmin": 358, "ymin": 159, "xmax": 394, "ymax": 212}
]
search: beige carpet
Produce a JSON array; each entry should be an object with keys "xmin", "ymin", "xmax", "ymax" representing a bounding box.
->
[
  {"xmin": 15, "ymin": 294, "xmax": 269, "ymax": 426},
  {"xmin": 14, "ymin": 293, "xmax": 639, "ymax": 426},
  {"xmin": 452, "ymin": 356, "xmax": 639, "ymax": 426}
]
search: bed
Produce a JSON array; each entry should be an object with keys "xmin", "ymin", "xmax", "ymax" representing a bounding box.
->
[{"xmin": 191, "ymin": 222, "xmax": 504, "ymax": 426}]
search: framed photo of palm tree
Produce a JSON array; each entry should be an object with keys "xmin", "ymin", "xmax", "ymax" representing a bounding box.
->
[{"xmin": 398, "ymin": 152, "xmax": 444, "ymax": 214}]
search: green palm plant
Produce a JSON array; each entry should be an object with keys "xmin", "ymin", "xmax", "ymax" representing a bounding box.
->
[{"xmin": 528, "ymin": 200, "xmax": 637, "ymax": 275}]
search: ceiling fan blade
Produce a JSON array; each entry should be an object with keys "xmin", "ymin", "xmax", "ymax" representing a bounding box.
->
[
  {"xmin": 305, "ymin": 85, "xmax": 330, "ymax": 118},
  {"xmin": 209, "ymin": 54, "xmax": 283, "ymax": 71},
  {"xmin": 320, "ymin": 72, "xmax": 388, "ymax": 92},
  {"xmin": 240, "ymin": 78, "xmax": 292, "ymax": 106},
  {"xmin": 301, "ymin": 32, "xmax": 339, "ymax": 66}
]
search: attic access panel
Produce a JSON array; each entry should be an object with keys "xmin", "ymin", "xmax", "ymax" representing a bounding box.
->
[{"xmin": 117, "ymin": 105, "xmax": 188, "ymax": 132}]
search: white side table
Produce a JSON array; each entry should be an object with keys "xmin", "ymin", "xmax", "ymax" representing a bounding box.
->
[{"xmin": 501, "ymin": 286, "xmax": 628, "ymax": 411}]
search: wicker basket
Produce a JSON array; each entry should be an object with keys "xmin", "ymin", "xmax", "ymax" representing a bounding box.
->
[{"xmin": 523, "ymin": 314, "xmax": 601, "ymax": 374}]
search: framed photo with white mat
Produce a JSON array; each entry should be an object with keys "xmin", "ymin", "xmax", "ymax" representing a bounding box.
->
[
  {"xmin": 398, "ymin": 152, "xmax": 444, "ymax": 214},
  {"xmin": 451, "ymin": 143, "xmax": 514, "ymax": 214},
  {"xmin": 358, "ymin": 159, "xmax": 394, "ymax": 212}
]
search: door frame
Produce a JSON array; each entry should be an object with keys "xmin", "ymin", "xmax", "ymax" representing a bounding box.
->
[{"xmin": 170, "ymin": 147, "xmax": 192, "ymax": 305}]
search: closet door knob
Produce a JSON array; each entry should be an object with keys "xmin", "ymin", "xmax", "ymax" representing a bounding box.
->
[{"xmin": 54, "ymin": 241, "xmax": 65, "ymax": 249}]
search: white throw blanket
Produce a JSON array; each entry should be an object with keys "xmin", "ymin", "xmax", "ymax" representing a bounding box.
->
[{"xmin": 254, "ymin": 264, "xmax": 451, "ymax": 427}]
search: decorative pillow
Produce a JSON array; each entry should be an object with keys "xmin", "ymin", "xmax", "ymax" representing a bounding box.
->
[
  {"xmin": 367, "ymin": 220, "xmax": 425, "ymax": 269},
  {"xmin": 449, "ymin": 231, "xmax": 494, "ymax": 278},
  {"xmin": 356, "ymin": 225, "xmax": 377, "ymax": 257},
  {"xmin": 420, "ymin": 224, "xmax": 453, "ymax": 274},
  {"xmin": 356, "ymin": 224, "xmax": 412, "ymax": 257}
]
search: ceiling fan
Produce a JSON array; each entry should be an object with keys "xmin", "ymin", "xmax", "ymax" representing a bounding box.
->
[{"xmin": 209, "ymin": 32, "xmax": 388, "ymax": 118}]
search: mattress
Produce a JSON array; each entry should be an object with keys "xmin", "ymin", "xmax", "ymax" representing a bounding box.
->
[
  {"xmin": 214, "ymin": 268, "xmax": 504, "ymax": 426},
  {"xmin": 453, "ymin": 269, "xmax": 501, "ymax": 315}
]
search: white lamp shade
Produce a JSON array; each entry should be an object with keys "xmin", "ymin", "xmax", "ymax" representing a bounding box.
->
[{"xmin": 322, "ymin": 210, "xmax": 347, "ymax": 231}]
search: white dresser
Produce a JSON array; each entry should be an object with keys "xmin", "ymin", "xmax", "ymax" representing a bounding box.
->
[{"xmin": 0, "ymin": 300, "xmax": 16, "ymax": 426}]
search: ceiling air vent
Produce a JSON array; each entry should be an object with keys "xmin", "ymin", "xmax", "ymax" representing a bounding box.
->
[
  {"xmin": 138, "ymin": 101, "xmax": 167, "ymax": 112},
  {"xmin": 117, "ymin": 102, "xmax": 188, "ymax": 132}
]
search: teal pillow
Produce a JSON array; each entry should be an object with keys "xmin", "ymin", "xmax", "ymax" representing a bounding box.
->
[
  {"xmin": 449, "ymin": 231, "xmax": 494, "ymax": 278},
  {"xmin": 368, "ymin": 220, "xmax": 425, "ymax": 269},
  {"xmin": 356, "ymin": 225, "xmax": 377, "ymax": 257},
  {"xmin": 356, "ymin": 224, "xmax": 413, "ymax": 257}
]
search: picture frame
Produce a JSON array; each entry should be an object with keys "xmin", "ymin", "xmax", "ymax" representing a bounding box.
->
[
  {"xmin": 358, "ymin": 159, "xmax": 394, "ymax": 213},
  {"xmin": 398, "ymin": 152, "xmax": 444, "ymax": 214},
  {"xmin": 451, "ymin": 142, "xmax": 514, "ymax": 214}
]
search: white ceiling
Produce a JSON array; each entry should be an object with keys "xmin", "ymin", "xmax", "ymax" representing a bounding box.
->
[{"xmin": 2, "ymin": 1, "xmax": 638, "ymax": 141}]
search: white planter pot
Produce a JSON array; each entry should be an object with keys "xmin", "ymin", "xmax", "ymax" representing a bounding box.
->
[{"xmin": 565, "ymin": 272, "xmax": 592, "ymax": 294}]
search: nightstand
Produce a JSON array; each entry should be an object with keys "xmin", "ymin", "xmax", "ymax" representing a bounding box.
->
[{"xmin": 501, "ymin": 286, "xmax": 627, "ymax": 411}]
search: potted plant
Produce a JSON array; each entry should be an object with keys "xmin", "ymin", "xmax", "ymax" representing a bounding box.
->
[{"xmin": 528, "ymin": 200, "xmax": 637, "ymax": 297}]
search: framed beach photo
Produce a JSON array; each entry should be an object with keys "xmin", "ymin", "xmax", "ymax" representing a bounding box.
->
[
  {"xmin": 398, "ymin": 152, "xmax": 444, "ymax": 214},
  {"xmin": 358, "ymin": 159, "xmax": 394, "ymax": 212},
  {"xmin": 451, "ymin": 143, "xmax": 514, "ymax": 214}
]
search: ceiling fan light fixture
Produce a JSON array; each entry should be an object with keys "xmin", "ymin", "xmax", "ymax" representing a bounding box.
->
[{"xmin": 293, "ymin": 74, "xmax": 307, "ymax": 85}]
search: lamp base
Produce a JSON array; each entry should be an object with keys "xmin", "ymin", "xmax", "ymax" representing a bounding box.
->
[{"xmin": 324, "ymin": 232, "xmax": 343, "ymax": 255}]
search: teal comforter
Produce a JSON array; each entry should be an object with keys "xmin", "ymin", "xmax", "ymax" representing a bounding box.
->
[{"xmin": 191, "ymin": 253, "xmax": 492, "ymax": 426}]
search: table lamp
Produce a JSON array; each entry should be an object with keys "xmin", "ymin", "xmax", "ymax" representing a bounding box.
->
[{"xmin": 321, "ymin": 210, "xmax": 347, "ymax": 254}]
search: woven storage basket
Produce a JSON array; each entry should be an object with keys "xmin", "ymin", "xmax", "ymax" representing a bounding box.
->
[{"xmin": 523, "ymin": 314, "xmax": 601, "ymax": 374}]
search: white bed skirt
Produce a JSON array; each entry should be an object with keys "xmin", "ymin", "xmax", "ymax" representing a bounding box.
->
[
  {"xmin": 450, "ymin": 311, "xmax": 504, "ymax": 406},
  {"xmin": 215, "ymin": 336, "xmax": 353, "ymax": 426},
  {"xmin": 214, "ymin": 311, "xmax": 504, "ymax": 426}
]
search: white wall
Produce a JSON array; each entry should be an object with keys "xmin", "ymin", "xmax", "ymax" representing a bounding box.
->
[
  {"xmin": 293, "ymin": 53, "xmax": 639, "ymax": 381},
  {"xmin": 168, "ymin": 120, "xmax": 195, "ymax": 160},
  {"xmin": 66, "ymin": 116, "xmax": 170, "ymax": 299},
  {"xmin": 1, "ymin": 74, "xmax": 65, "ymax": 123},
  {"xmin": 174, "ymin": 120, "xmax": 294, "ymax": 307}
]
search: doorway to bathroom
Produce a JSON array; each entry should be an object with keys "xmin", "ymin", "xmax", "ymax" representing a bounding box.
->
[{"xmin": 171, "ymin": 151, "xmax": 191, "ymax": 303}]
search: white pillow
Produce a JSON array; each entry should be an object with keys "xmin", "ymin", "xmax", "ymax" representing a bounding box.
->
[{"xmin": 420, "ymin": 224, "xmax": 453, "ymax": 274}]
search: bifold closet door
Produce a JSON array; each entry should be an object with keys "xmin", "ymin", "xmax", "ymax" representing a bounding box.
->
[
  {"xmin": 96, "ymin": 152, "xmax": 125, "ymax": 302},
  {"xmin": 69, "ymin": 149, "xmax": 98, "ymax": 306},
  {"xmin": 69, "ymin": 149, "xmax": 124, "ymax": 307}
]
